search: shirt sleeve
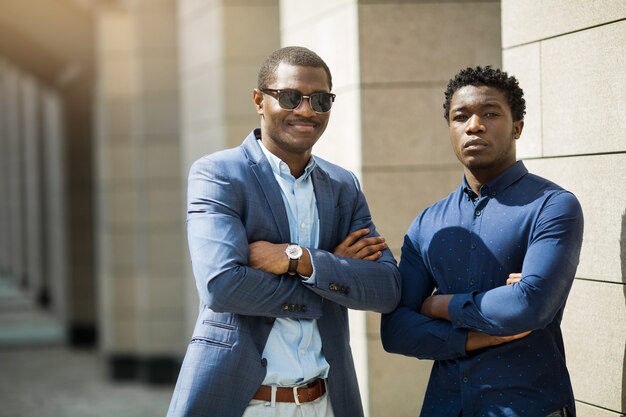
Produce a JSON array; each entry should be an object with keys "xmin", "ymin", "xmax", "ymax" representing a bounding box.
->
[
  {"xmin": 448, "ymin": 191, "xmax": 584, "ymax": 335},
  {"xmin": 381, "ymin": 230, "xmax": 468, "ymax": 361}
]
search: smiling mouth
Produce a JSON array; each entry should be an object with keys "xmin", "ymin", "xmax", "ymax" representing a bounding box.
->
[{"xmin": 288, "ymin": 119, "xmax": 317, "ymax": 130}]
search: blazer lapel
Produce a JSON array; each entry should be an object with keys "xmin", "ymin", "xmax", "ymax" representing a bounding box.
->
[
  {"xmin": 312, "ymin": 166, "xmax": 334, "ymax": 251},
  {"xmin": 242, "ymin": 131, "xmax": 291, "ymax": 243}
]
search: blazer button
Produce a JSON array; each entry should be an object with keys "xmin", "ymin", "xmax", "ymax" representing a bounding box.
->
[
  {"xmin": 343, "ymin": 286, "xmax": 350, "ymax": 294},
  {"xmin": 282, "ymin": 303, "xmax": 290, "ymax": 311},
  {"xmin": 300, "ymin": 305, "xmax": 307, "ymax": 312},
  {"xmin": 329, "ymin": 283, "xmax": 338, "ymax": 291},
  {"xmin": 261, "ymin": 358, "xmax": 267, "ymax": 367}
]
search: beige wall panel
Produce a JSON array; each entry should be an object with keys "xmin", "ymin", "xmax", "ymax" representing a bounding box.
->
[
  {"xmin": 99, "ymin": 143, "xmax": 134, "ymax": 182},
  {"xmin": 280, "ymin": 0, "xmax": 354, "ymax": 33},
  {"xmin": 368, "ymin": 340, "xmax": 432, "ymax": 417},
  {"xmin": 280, "ymin": 4, "xmax": 361, "ymax": 172},
  {"xmin": 361, "ymin": 86, "xmax": 456, "ymax": 168},
  {"xmin": 138, "ymin": 98, "xmax": 179, "ymax": 139},
  {"xmin": 502, "ymin": 43, "xmax": 542, "ymax": 159},
  {"xmin": 102, "ymin": 187, "xmax": 138, "ymax": 226},
  {"xmin": 575, "ymin": 402, "xmax": 625, "ymax": 417},
  {"xmin": 225, "ymin": 114, "xmax": 260, "ymax": 148},
  {"xmin": 178, "ymin": 7, "xmax": 222, "ymax": 71},
  {"xmin": 108, "ymin": 231, "xmax": 135, "ymax": 270},
  {"xmin": 523, "ymin": 154, "xmax": 626, "ymax": 284},
  {"xmin": 145, "ymin": 143, "xmax": 181, "ymax": 179},
  {"xmin": 100, "ymin": 99, "xmax": 132, "ymax": 141},
  {"xmin": 140, "ymin": 318, "xmax": 186, "ymax": 354},
  {"xmin": 110, "ymin": 318, "xmax": 139, "ymax": 352},
  {"xmin": 224, "ymin": 4, "xmax": 280, "ymax": 59},
  {"xmin": 561, "ymin": 279, "xmax": 626, "ymax": 413},
  {"xmin": 363, "ymin": 169, "xmax": 463, "ymax": 253},
  {"xmin": 182, "ymin": 68, "xmax": 224, "ymax": 126},
  {"xmin": 542, "ymin": 21, "xmax": 626, "ymax": 156},
  {"xmin": 145, "ymin": 186, "xmax": 183, "ymax": 225},
  {"xmin": 133, "ymin": 1, "xmax": 177, "ymax": 50},
  {"xmin": 146, "ymin": 230, "xmax": 185, "ymax": 267},
  {"xmin": 136, "ymin": 56, "xmax": 179, "ymax": 95},
  {"xmin": 280, "ymin": 5, "xmax": 360, "ymax": 92},
  {"xmin": 502, "ymin": 0, "xmax": 626, "ymax": 48},
  {"xmin": 96, "ymin": 8, "xmax": 134, "ymax": 53},
  {"xmin": 314, "ymin": 88, "xmax": 362, "ymax": 174},
  {"xmin": 223, "ymin": 63, "xmax": 261, "ymax": 117},
  {"xmin": 177, "ymin": 0, "xmax": 209, "ymax": 19},
  {"xmin": 100, "ymin": 59, "xmax": 137, "ymax": 99},
  {"xmin": 359, "ymin": 3, "xmax": 501, "ymax": 84}
]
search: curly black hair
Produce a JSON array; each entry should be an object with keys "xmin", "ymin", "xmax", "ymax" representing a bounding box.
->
[
  {"xmin": 443, "ymin": 65, "xmax": 526, "ymax": 123},
  {"xmin": 257, "ymin": 46, "xmax": 333, "ymax": 91}
]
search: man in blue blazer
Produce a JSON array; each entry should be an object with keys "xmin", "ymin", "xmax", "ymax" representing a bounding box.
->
[{"xmin": 167, "ymin": 46, "xmax": 401, "ymax": 417}]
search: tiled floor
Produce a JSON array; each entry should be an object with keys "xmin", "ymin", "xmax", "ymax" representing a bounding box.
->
[
  {"xmin": 0, "ymin": 346, "xmax": 174, "ymax": 417},
  {"xmin": 0, "ymin": 274, "xmax": 173, "ymax": 417}
]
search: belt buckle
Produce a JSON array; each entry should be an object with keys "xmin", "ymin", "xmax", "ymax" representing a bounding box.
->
[{"xmin": 292, "ymin": 385, "xmax": 301, "ymax": 405}]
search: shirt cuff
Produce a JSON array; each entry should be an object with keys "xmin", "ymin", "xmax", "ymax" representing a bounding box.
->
[
  {"xmin": 448, "ymin": 293, "xmax": 471, "ymax": 329},
  {"xmin": 300, "ymin": 248, "xmax": 316, "ymax": 284}
]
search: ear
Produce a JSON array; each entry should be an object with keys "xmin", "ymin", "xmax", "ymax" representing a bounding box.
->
[
  {"xmin": 513, "ymin": 120, "xmax": 524, "ymax": 139},
  {"xmin": 253, "ymin": 89, "xmax": 264, "ymax": 115}
]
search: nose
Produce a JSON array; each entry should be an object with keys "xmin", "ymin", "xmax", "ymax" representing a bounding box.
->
[
  {"xmin": 465, "ymin": 114, "xmax": 485, "ymax": 133},
  {"xmin": 293, "ymin": 95, "xmax": 316, "ymax": 116}
]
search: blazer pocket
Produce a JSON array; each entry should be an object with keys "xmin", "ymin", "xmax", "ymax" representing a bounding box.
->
[
  {"xmin": 191, "ymin": 319, "xmax": 237, "ymax": 349},
  {"xmin": 191, "ymin": 336, "xmax": 232, "ymax": 349}
]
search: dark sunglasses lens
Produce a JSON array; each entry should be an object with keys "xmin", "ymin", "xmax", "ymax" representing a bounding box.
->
[
  {"xmin": 310, "ymin": 93, "xmax": 334, "ymax": 113},
  {"xmin": 277, "ymin": 91, "xmax": 302, "ymax": 110}
]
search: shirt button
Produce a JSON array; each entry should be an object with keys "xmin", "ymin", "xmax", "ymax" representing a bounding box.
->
[
  {"xmin": 300, "ymin": 350, "xmax": 306, "ymax": 356},
  {"xmin": 300, "ymin": 222, "xmax": 306, "ymax": 228},
  {"xmin": 462, "ymin": 377, "xmax": 469, "ymax": 383},
  {"xmin": 475, "ymin": 210, "xmax": 481, "ymax": 216},
  {"xmin": 469, "ymin": 280, "xmax": 475, "ymax": 286}
]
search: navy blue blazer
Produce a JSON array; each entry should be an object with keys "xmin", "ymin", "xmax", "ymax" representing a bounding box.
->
[{"xmin": 167, "ymin": 130, "xmax": 401, "ymax": 417}]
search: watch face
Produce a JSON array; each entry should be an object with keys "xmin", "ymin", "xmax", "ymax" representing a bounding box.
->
[{"xmin": 286, "ymin": 244, "xmax": 303, "ymax": 259}]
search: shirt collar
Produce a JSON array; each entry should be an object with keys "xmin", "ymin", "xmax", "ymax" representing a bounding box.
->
[
  {"xmin": 462, "ymin": 160, "xmax": 528, "ymax": 198},
  {"xmin": 256, "ymin": 132, "xmax": 317, "ymax": 181}
]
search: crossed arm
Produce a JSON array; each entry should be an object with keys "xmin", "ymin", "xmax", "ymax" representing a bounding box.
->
[
  {"xmin": 248, "ymin": 228, "xmax": 387, "ymax": 277},
  {"xmin": 420, "ymin": 273, "xmax": 530, "ymax": 352}
]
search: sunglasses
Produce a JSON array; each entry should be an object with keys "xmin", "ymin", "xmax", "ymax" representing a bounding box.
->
[{"xmin": 261, "ymin": 88, "xmax": 336, "ymax": 113}]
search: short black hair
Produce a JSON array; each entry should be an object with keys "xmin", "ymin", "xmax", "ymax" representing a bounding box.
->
[
  {"xmin": 257, "ymin": 46, "xmax": 333, "ymax": 91},
  {"xmin": 443, "ymin": 65, "xmax": 526, "ymax": 123}
]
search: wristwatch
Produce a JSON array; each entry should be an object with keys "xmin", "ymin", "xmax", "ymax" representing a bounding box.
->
[{"xmin": 285, "ymin": 243, "xmax": 303, "ymax": 275}]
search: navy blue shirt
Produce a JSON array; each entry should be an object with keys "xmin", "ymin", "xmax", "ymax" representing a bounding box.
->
[{"xmin": 381, "ymin": 161, "xmax": 584, "ymax": 417}]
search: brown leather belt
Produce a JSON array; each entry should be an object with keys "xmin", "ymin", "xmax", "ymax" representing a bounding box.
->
[{"xmin": 253, "ymin": 378, "xmax": 326, "ymax": 404}]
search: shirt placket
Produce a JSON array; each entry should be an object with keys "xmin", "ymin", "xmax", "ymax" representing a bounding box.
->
[{"xmin": 460, "ymin": 192, "xmax": 489, "ymax": 416}]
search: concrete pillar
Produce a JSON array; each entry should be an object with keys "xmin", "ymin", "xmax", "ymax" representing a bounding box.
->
[
  {"xmin": 20, "ymin": 75, "xmax": 45, "ymax": 303},
  {"xmin": 41, "ymin": 89, "xmax": 68, "ymax": 319},
  {"xmin": 280, "ymin": 1, "xmax": 501, "ymax": 415},
  {"xmin": 177, "ymin": 0, "xmax": 280, "ymax": 338},
  {"xmin": 502, "ymin": 1, "xmax": 626, "ymax": 415},
  {"xmin": 3, "ymin": 63, "xmax": 25, "ymax": 287},
  {"xmin": 0, "ymin": 60, "xmax": 10, "ymax": 275},
  {"xmin": 96, "ymin": 0, "xmax": 184, "ymax": 383}
]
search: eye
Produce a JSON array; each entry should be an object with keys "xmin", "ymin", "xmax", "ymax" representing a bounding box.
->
[
  {"xmin": 453, "ymin": 114, "xmax": 468, "ymax": 122},
  {"xmin": 484, "ymin": 112, "xmax": 500, "ymax": 118}
]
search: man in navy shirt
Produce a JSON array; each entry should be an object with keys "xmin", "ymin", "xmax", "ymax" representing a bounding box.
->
[{"xmin": 381, "ymin": 66, "xmax": 584, "ymax": 417}]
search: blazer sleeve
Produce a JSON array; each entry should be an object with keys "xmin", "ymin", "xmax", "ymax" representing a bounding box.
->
[
  {"xmin": 186, "ymin": 156, "xmax": 323, "ymax": 319},
  {"xmin": 305, "ymin": 173, "xmax": 401, "ymax": 314}
]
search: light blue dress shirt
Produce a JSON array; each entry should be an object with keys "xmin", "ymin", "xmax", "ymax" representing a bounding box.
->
[{"xmin": 258, "ymin": 140, "xmax": 330, "ymax": 387}]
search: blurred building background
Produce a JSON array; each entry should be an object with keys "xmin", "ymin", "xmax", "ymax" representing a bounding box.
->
[{"xmin": 0, "ymin": 0, "xmax": 624, "ymax": 416}]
